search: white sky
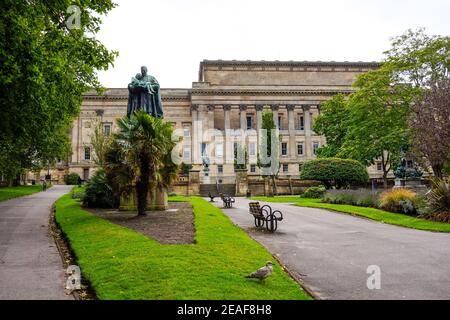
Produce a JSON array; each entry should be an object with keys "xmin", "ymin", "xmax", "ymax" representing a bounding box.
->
[{"xmin": 96, "ymin": 0, "xmax": 450, "ymax": 88}]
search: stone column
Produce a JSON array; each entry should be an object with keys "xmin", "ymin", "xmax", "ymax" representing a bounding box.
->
[
  {"xmin": 191, "ymin": 105, "xmax": 200, "ymax": 164},
  {"xmin": 239, "ymin": 105, "xmax": 247, "ymax": 131},
  {"xmin": 239, "ymin": 105, "xmax": 247, "ymax": 148},
  {"xmin": 271, "ymin": 105, "xmax": 279, "ymax": 129},
  {"xmin": 207, "ymin": 105, "xmax": 215, "ymax": 131},
  {"xmin": 223, "ymin": 105, "xmax": 231, "ymax": 165},
  {"xmin": 303, "ymin": 105, "xmax": 312, "ymax": 158},
  {"xmin": 287, "ymin": 105, "xmax": 296, "ymax": 159},
  {"xmin": 255, "ymin": 104, "xmax": 263, "ymax": 141}
]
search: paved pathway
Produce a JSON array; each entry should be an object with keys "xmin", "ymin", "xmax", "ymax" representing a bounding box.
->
[
  {"xmin": 0, "ymin": 185, "xmax": 73, "ymax": 299},
  {"xmin": 212, "ymin": 198, "xmax": 450, "ymax": 300}
]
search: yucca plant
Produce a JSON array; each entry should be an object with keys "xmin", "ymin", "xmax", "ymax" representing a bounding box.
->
[{"xmin": 424, "ymin": 178, "xmax": 450, "ymax": 222}]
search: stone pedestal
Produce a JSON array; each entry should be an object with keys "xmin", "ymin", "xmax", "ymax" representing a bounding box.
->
[
  {"xmin": 119, "ymin": 188, "xmax": 168, "ymax": 211},
  {"xmin": 188, "ymin": 169, "xmax": 201, "ymax": 196},
  {"xmin": 235, "ymin": 169, "xmax": 248, "ymax": 196}
]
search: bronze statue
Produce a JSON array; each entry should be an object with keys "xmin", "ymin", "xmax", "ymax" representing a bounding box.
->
[{"xmin": 127, "ymin": 66, "xmax": 164, "ymax": 118}]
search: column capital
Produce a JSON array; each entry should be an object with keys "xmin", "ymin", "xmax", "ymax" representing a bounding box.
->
[
  {"xmin": 255, "ymin": 105, "xmax": 264, "ymax": 111},
  {"xmin": 271, "ymin": 105, "xmax": 279, "ymax": 111},
  {"xmin": 223, "ymin": 105, "xmax": 231, "ymax": 111},
  {"xmin": 286, "ymin": 105, "xmax": 296, "ymax": 112},
  {"xmin": 302, "ymin": 105, "xmax": 311, "ymax": 111},
  {"xmin": 239, "ymin": 105, "xmax": 248, "ymax": 111},
  {"xmin": 191, "ymin": 104, "xmax": 199, "ymax": 111},
  {"xmin": 207, "ymin": 105, "xmax": 215, "ymax": 112}
]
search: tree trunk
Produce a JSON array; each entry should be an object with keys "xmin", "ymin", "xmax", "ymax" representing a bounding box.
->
[
  {"xmin": 136, "ymin": 155, "xmax": 150, "ymax": 216},
  {"xmin": 382, "ymin": 172, "xmax": 388, "ymax": 189},
  {"xmin": 271, "ymin": 175, "xmax": 277, "ymax": 196},
  {"xmin": 432, "ymin": 164, "xmax": 443, "ymax": 178}
]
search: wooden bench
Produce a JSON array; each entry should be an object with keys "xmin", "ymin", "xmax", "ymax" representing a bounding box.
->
[
  {"xmin": 220, "ymin": 193, "xmax": 235, "ymax": 208},
  {"xmin": 249, "ymin": 202, "xmax": 284, "ymax": 232}
]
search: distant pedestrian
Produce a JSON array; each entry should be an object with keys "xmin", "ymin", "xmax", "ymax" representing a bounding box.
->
[{"xmin": 77, "ymin": 176, "xmax": 82, "ymax": 187}]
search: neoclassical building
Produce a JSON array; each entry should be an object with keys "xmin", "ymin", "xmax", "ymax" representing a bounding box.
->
[{"xmin": 31, "ymin": 59, "xmax": 385, "ymax": 186}]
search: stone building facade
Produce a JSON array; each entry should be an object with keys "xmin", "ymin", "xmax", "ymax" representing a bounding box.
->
[{"xmin": 28, "ymin": 59, "xmax": 388, "ymax": 190}]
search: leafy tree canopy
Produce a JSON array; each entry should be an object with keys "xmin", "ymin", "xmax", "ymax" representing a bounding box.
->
[{"xmin": 0, "ymin": 0, "xmax": 118, "ymax": 181}]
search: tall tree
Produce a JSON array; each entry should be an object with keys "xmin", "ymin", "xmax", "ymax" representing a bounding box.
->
[
  {"xmin": 339, "ymin": 68, "xmax": 416, "ymax": 188},
  {"xmin": 257, "ymin": 110, "xmax": 280, "ymax": 195},
  {"xmin": 89, "ymin": 121, "xmax": 111, "ymax": 167},
  {"xmin": 409, "ymin": 78, "xmax": 450, "ymax": 177},
  {"xmin": 313, "ymin": 94, "xmax": 349, "ymax": 158},
  {"xmin": 384, "ymin": 28, "xmax": 450, "ymax": 88},
  {"xmin": 0, "ymin": 1, "xmax": 117, "ymax": 182}
]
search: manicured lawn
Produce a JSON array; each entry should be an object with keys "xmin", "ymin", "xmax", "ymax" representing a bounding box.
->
[
  {"xmin": 55, "ymin": 194, "xmax": 311, "ymax": 300},
  {"xmin": 251, "ymin": 196, "xmax": 450, "ymax": 233},
  {"xmin": 0, "ymin": 185, "xmax": 43, "ymax": 202}
]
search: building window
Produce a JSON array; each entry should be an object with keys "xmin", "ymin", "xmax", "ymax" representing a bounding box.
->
[
  {"xmin": 281, "ymin": 142, "xmax": 288, "ymax": 156},
  {"xmin": 250, "ymin": 164, "xmax": 256, "ymax": 173},
  {"xmin": 297, "ymin": 143, "xmax": 304, "ymax": 155},
  {"xmin": 246, "ymin": 116, "xmax": 253, "ymax": 130},
  {"xmin": 216, "ymin": 143, "xmax": 223, "ymax": 158},
  {"xmin": 299, "ymin": 116, "xmax": 304, "ymax": 130},
  {"xmin": 377, "ymin": 162, "xmax": 382, "ymax": 171},
  {"xmin": 183, "ymin": 146, "xmax": 191, "ymax": 160},
  {"xmin": 103, "ymin": 124, "xmax": 111, "ymax": 136},
  {"xmin": 313, "ymin": 142, "xmax": 320, "ymax": 155},
  {"xmin": 278, "ymin": 116, "xmax": 282, "ymax": 129},
  {"xmin": 249, "ymin": 142, "xmax": 256, "ymax": 156},
  {"xmin": 218, "ymin": 165, "xmax": 223, "ymax": 174},
  {"xmin": 283, "ymin": 164, "xmax": 289, "ymax": 173},
  {"xmin": 84, "ymin": 147, "xmax": 91, "ymax": 160},
  {"xmin": 183, "ymin": 125, "xmax": 190, "ymax": 137}
]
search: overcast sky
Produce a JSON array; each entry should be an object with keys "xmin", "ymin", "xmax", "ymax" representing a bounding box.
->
[{"xmin": 96, "ymin": 0, "xmax": 450, "ymax": 88}]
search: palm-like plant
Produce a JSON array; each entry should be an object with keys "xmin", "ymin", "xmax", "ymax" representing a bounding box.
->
[{"xmin": 105, "ymin": 111, "xmax": 178, "ymax": 215}]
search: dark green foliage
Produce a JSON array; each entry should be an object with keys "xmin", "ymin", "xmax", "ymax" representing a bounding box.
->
[
  {"xmin": 181, "ymin": 162, "xmax": 193, "ymax": 175},
  {"xmin": 0, "ymin": 1, "xmax": 117, "ymax": 181},
  {"xmin": 301, "ymin": 186, "xmax": 326, "ymax": 199},
  {"xmin": 65, "ymin": 173, "xmax": 80, "ymax": 185},
  {"xmin": 83, "ymin": 169, "xmax": 116, "ymax": 209},
  {"xmin": 300, "ymin": 158, "xmax": 369, "ymax": 189}
]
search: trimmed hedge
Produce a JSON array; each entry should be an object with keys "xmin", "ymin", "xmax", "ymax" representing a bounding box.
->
[
  {"xmin": 65, "ymin": 173, "xmax": 80, "ymax": 185},
  {"xmin": 300, "ymin": 158, "xmax": 369, "ymax": 189},
  {"xmin": 301, "ymin": 185, "xmax": 326, "ymax": 199}
]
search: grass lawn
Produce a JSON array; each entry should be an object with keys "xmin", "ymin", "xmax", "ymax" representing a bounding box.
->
[
  {"xmin": 0, "ymin": 185, "xmax": 43, "ymax": 202},
  {"xmin": 251, "ymin": 196, "xmax": 450, "ymax": 233},
  {"xmin": 55, "ymin": 194, "xmax": 311, "ymax": 300}
]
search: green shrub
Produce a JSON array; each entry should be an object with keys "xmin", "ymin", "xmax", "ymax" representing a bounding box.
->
[
  {"xmin": 83, "ymin": 169, "xmax": 117, "ymax": 208},
  {"xmin": 301, "ymin": 185, "xmax": 326, "ymax": 198},
  {"xmin": 379, "ymin": 188, "xmax": 418, "ymax": 215},
  {"xmin": 65, "ymin": 173, "xmax": 80, "ymax": 185},
  {"xmin": 300, "ymin": 158, "xmax": 369, "ymax": 189}
]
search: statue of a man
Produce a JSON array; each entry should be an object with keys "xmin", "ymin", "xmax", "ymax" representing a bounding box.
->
[{"xmin": 127, "ymin": 66, "xmax": 164, "ymax": 118}]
